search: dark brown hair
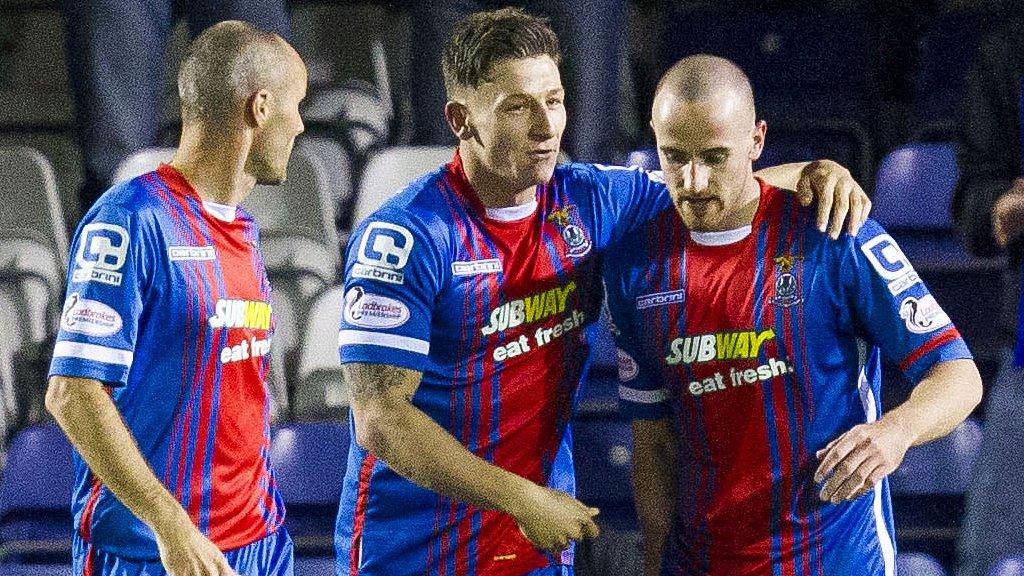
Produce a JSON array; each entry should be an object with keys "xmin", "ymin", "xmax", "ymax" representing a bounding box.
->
[{"xmin": 441, "ymin": 7, "xmax": 561, "ymax": 97}]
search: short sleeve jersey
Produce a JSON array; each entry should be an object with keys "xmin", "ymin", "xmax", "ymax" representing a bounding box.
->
[
  {"xmin": 604, "ymin": 180, "xmax": 972, "ymax": 576},
  {"xmin": 48, "ymin": 165, "xmax": 284, "ymax": 559},
  {"xmin": 334, "ymin": 151, "xmax": 669, "ymax": 576}
]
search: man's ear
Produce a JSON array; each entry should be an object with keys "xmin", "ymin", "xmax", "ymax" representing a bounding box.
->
[
  {"xmin": 248, "ymin": 89, "xmax": 273, "ymax": 128},
  {"xmin": 750, "ymin": 120, "xmax": 767, "ymax": 162},
  {"xmin": 445, "ymin": 101, "xmax": 475, "ymax": 141}
]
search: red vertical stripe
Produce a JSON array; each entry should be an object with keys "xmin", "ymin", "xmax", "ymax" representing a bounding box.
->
[
  {"xmin": 78, "ymin": 477, "xmax": 103, "ymax": 541},
  {"xmin": 350, "ymin": 453, "xmax": 377, "ymax": 575}
]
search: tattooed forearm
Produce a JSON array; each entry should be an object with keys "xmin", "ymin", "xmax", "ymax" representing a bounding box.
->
[{"xmin": 343, "ymin": 362, "xmax": 420, "ymax": 404}]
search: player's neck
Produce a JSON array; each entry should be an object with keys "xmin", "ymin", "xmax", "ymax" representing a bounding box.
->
[
  {"xmin": 171, "ymin": 125, "xmax": 256, "ymax": 207},
  {"xmin": 714, "ymin": 176, "xmax": 761, "ymax": 231},
  {"xmin": 460, "ymin": 148, "xmax": 537, "ymax": 208}
]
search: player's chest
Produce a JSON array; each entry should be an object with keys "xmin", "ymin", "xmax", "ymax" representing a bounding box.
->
[
  {"xmin": 631, "ymin": 242, "xmax": 819, "ymax": 352},
  {"xmin": 154, "ymin": 231, "xmax": 273, "ymax": 334},
  {"xmin": 435, "ymin": 218, "xmax": 602, "ymax": 341}
]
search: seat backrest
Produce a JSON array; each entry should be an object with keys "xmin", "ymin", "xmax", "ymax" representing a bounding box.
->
[
  {"xmin": 0, "ymin": 147, "xmax": 68, "ymax": 267},
  {"xmin": 623, "ymin": 147, "xmax": 660, "ymax": 172},
  {"xmin": 896, "ymin": 552, "xmax": 947, "ymax": 576},
  {"xmin": 294, "ymin": 286, "xmax": 348, "ymax": 420},
  {"xmin": 0, "ymin": 424, "xmax": 74, "ymax": 517},
  {"xmin": 988, "ymin": 556, "xmax": 1024, "ymax": 576},
  {"xmin": 270, "ymin": 422, "xmax": 350, "ymax": 506},
  {"xmin": 111, "ymin": 147, "xmax": 176, "ymax": 185},
  {"xmin": 873, "ymin": 142, "xmax": 958, "ymax": 231},
  {"xmin": 352, "ymin": 146, "xmax": 453, "ymax": 228},
  {"xmin": 890, "ymin": 417, "xmax": 982, "ymax": 494}
]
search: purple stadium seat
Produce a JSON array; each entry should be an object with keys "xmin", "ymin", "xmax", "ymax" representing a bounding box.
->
[
  {"xmin": 897, "ymin": 552, "xmax": 947, "ymax": 576},
  {"xmin": 0, "ymin": 424, "xmax": 74, "ymax": 560},
  {"xmin": 891, "ymin": 418, "xmax": 982, "ymax": 495},
  {"xmin": 624, "ymin": 147, "xmax": 659, "ymax": 172},
  {"xmin": 270, "ymin": 422, "xmax": 349, "ymax": 554},
  {"xmin": 989, "ymin": 556, "xmax": 1024, "ymax": 576},
  {"xmin": 873, "ymin": 142, "xmax": 958, "ymax": 231}
]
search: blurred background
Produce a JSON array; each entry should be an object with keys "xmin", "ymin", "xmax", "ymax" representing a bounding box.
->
[{"xmin": 0, "ymin": 0, "xmax": 1022, "ymax": 575}]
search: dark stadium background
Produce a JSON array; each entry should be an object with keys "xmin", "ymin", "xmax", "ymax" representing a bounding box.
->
[{"xmin": 0, "ymin": 1, "xmax": 1020, "ymax": 575}]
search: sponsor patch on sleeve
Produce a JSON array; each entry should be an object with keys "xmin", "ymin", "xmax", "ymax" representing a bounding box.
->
[
  {"xmin": 344, "ymin": 286, "xmax": 411, "ymax": 329},
  {"xmin": 60, "ymin": 292, "xmax": 123, "ymax": 337},
  {"xmin": 899, "ymin": 294, "xmax": 952, "ymax": 334}
]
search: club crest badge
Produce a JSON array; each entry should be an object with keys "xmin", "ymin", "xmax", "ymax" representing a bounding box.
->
[
  {"xmin": 547, "ymin": 205, "xmax": 592, "ymax": 258},
  {"xmin": 770, "ymin": 254, "xmax": 803, "ymax": 308}
]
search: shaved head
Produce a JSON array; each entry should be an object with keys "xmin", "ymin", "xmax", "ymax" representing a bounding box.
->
[
  {"xmin": 178, "ymin": 20, "xmax": 302, "ymax": 125},
  {"xmin": 650, "ymin": 55, "xmax": 766, "ymax": 232},
  {"xmin": 653, "ymin": 54, "xmax": 756, "ymax": 127}
]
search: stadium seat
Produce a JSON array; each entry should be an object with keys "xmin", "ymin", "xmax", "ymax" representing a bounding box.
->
[
  {"xmin": 0, "ymin": 147, "xmax": 68, "ymax": 267},
  {"xmin": 110, "ymin": 147, "xmax": 175, "ymax": 185},
  {"xmin": 302, "ymin": 80, "xmax": 392, "ymax": 160},
  {"xmin": 352, "ymin": 146, "xmax": 453, "ymax": 228},
  {"xmin": 623, "ymin": 147, "xmax": 659, "ymax": 172},
  {"xmin": 0, "ymin": 231, "xmax": 63, "ymax": 343},
  {"xmin": 270, "ymin": 422, "xmax": 350, "ymax": 555},
  {"xmin": 874, "ymin": 143, "xmax": 959, "ymax": 232},
  {"xmin": 891, "ymin": 418, "xmax": 982, "ymax": 564},
  {"xmin": 0, "ymin": 289, "xmax": 25, "ymax": 443},
  {"xmin": 891, "ymin": 418, "xmax": 983, "ymax": 495},
  {"xmin": 572, "ymin": 418, "xmax": 635, "ymax": 531},
  {"xmin": 625, "ymin": 118, "xmax": 874, "ymax": 185},
  {"xmin": 0, "ymin": 424, "xmax": 74, "ymax": 562},
  {"xmin": 990, "ymin": 556, "xmax": 1024, "ymax": 576},
  {"xmin": 0, "ymin": 129, "xmax": 81, "ymax": 233},
  {"xmin": 896, "ymin": 552, "xmax": 947, "ymax": 576},
  {"xmin": 113, "ymin": 142, "xmax": 343, "ymax": 271},
  {"xmin": 293, "ymin": 556, "xmax": 335, "ymax": 576},
  {"xmin": 294, "ymin": 286, "xmax": 347, "ymax": 421}
]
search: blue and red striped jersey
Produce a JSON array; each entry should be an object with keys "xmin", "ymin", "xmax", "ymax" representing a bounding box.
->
[
  {"xmin": 605, "ymin": 180, "xmax": 972, "ymax": 576},
  {"xmin": 48, "ymin": 164, "xmax": 284, "ymax": 559},
  {"xmin": 335, "ymin": 151, "xmax": 668, "ymax": 576}
]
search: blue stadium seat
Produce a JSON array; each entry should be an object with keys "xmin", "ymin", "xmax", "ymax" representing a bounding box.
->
[
  {"xmin": 572, "ymin": 418, "xmax": 635, "ymax": 530},
  {"xmin": 988, "ymin": 556, "xmax": 1024, "ymax": 576},
  {"xmin": 891, "ymin": 418, "xmax": 982, "ymax": 495},
  {"xmin": 755, "ymin": 120, "xmax": 874, "ymax": 185},
  {"xmin": 874, "ymin": 142, "xmax": 958, "ymax": 232},
  {"xmin": 896, "ymin": 552, "xmax": 947, "ymax": 576},
  {"xmin": 623, "ymin": 147, "xmax": 659, "ymax": 172},
  {"xmin": 890, "ymin": 419, "xmax": 982, "ymax": 566},
  {"xmin": 270, "ymin": 422, "xmax": 350, "ymax": 555},
  {"xmin": 0, "ymin": 424, "xmax": 74, "ymax": 562}
]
